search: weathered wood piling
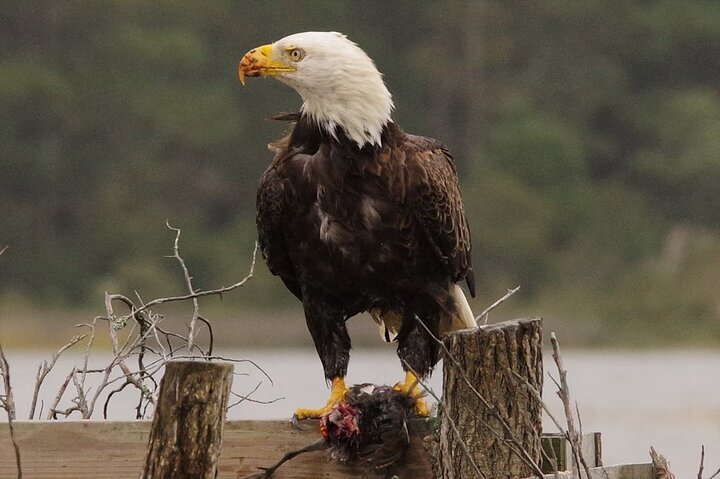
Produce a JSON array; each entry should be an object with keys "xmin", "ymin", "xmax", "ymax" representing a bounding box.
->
[
  {"xmin": 141, "ymin": 360, "xmax": 233, "ymax": 479},
  {"xmin": 438, "ymin": 317, "xmax": 544, "ymax": 478}
]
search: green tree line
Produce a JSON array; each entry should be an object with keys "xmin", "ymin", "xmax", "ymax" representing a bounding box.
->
[{"xmin": 1, "ymin": 1, "xmax": 719, "ymax": 344}]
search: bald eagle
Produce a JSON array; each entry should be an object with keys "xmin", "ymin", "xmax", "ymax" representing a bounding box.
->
[{"xmin": 239, "ymin": 32, "xmax": 475, "ymax": 419}]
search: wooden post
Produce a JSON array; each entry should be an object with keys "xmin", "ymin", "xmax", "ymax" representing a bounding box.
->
[
  {"xmin": 541, "ymin": 432, "xmax": 602, "ymax": 473},
  {"xmin": 437, "ymin": 317, "xmax": 543, "ymax": 479},
  {"xmin": 141, "ymin": 360, "xmax": 233, "ymax": 479}
]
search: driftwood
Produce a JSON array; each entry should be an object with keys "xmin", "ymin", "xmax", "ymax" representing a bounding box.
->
[
  {"xmin": 650, "ymin": 447, "xmax": 675, "ymax": 479},
  {"xmin": 141, "ymin": 360, "xmax": 233, "ymax": 479},
  {"xmin": 437, "ymin": 317, "xmax": 544, "ymax": 479}
]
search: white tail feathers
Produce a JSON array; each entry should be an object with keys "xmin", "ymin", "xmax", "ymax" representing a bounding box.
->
[
  {"xmin": 370, "ymin": 308, "xmax": 403, "ymax": 342},
  {"xmin": 370, "ymin": 284, "xmax": 477, "ymax": 342},
  {"xmin": 440, "ymin": 284, "xmax": 476, "ymax": 336}
]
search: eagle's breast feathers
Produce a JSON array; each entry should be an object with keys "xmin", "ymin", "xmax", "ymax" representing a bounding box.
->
[{"xmin": 256, "ymin": 119, "xmax": 474, "ymax": 311}]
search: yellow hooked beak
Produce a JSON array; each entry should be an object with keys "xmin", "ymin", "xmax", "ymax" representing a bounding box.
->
[{"xmin": 238, "ymin": 44, "xmax": 296, "ymax": 85}]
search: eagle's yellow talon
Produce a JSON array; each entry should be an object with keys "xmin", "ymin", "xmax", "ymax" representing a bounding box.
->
[
  {"xmin": 294, "ymin": 377, "xmax": 348, "ymax": 420},
  {"xmin": 412, "ymin": 396, "xmax": 429, "ymax": 417},
  {"xmin": 394, "ymin": 371, "xmax": 429, "ymax": 417}
]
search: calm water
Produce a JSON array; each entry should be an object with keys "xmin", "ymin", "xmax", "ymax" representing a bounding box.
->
[{"xmin": 3, "ymin": 347, "xmax": 719, "ymax": 477}]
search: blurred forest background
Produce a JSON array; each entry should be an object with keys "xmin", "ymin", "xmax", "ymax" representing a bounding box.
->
[{"xmin": 1, "ymin": 0, "xmax": 720, "ymax": 347}]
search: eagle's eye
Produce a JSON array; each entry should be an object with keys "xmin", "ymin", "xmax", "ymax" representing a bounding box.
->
[{"xmin": 288, "ymin": 48, "xmax": 305, "ymax": 62}]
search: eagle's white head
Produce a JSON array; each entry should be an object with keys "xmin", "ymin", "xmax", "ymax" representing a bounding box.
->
[{"xmin": 239, "ymin": 31, "xmax": 394, "ymax": 147}]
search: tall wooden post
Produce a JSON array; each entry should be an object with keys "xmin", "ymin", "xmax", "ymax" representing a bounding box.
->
[
  {"xmin": 141, "ymin": 360, "xmax": 233, "ymax": 479},
  {"xmin": 437, "ymin": 318, "xmax": 543, "ymax": 479}
]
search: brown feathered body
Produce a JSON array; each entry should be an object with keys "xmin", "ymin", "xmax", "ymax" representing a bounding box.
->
[{"xmin": 257, "ymin": 114, "xmax": 474, "ymax": 380}]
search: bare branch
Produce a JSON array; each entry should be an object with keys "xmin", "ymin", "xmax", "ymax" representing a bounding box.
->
[
  {"xmin": 46, "ymin": 369, "xmax": 75, "ymax": 420},
  {"xmin": 80, "ymin": 305, "xmax": 159, "ymax": 419},
  {"xmin": 166, "ymin": 222, "xmax": 202, "ymax": 354},
  {"xmin": 0, "ymin": 345, "xmax": 22, "ymax": 478},
  {"xmin": 139, "ymin": 355, "xmax": 274, "ymax": 386},
  {"xmin": 12, "ymin": 233, "xmax": 260, "ymax": 422},
  {"xmin": 28, "ymin": 333, "xmax": 87, "ymax": 419},
  {"xmin": 227, "ymin": 382, "xmax": 284, "ymax": 410},
  {"xmin": 510, "ymin": 369, "xmax": 566, "ymax": 436},
  {"xmin": 71, "ymin": 369, "xmax": 90, "ymax": 418},
  {"xmin": 127, "ymin": 242, "xmax": 258, "ymax": 321},
  {"xmin": 78, "ymin": 319, "xmax": 98, "ymax": 400},
  {"xmin": 0, "ymin": 346, "xmax": 16, "ymax": 421},
  {"xmin": 475, "ymin": 285, "xmax": 521, "ymax": 325},
  {"xmin": 551, "ymin": 332, "xmax": 591, "ymax": 479},
  {"xmin": 196, "ymin": 316, "xmax": 214, "ymax": 357},
  {"xmin": 103, "ymin": 381, "xmax": 133, "ymax": 419},
  {"xmin": 650, "ymin": 446, "xmax": 676, "ymax": 479},
  {"xmin": 696, "ymin": 446, "xmax": 720, "ymax": 479}
]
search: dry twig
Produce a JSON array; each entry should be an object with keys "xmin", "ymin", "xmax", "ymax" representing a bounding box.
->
[
  {"xmin": 29, "ymin": 228, "xmax": 262, "ymax": 421},
  {"xmin": 29, "ymin": 334, "xmax": 87, "ymax": 419},
  {"xmin": 228, "ymin": 383, "xmax": 284, "ymax": 409},
  {"xmin": 650, "ymin": 446, "xmax": 676, "ymax": 479},
  {"xmin": 130, "ymin": 241, "xmax": 257, "ymax": 318},
  {"xmin": 475, "ymin": 285, "xmax": 521, "ymax": 325},
  {"xmin": 550, "ymin": 332, "xmax": 592, "ymax": 479},
  {"xmin": 46, "ymin": 369, "xmax": 74, "ymax": 420},
  {"xmin": 697, "ymin": 445, "xmax": 720, "ymax": 479},
  {"xmin": 0, "ymin": 345, "xmax": 22, "ymax": 478},
  {"xmin": 166, "ymin": 222, "xmax": 202, "ymax": 354}
]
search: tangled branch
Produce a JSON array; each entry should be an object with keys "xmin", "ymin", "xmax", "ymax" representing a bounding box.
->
[{"xmin": 15, "ymin": 226, "xmax": 267, "ymax": 422}]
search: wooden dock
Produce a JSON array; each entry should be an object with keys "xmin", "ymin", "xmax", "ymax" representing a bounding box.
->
[
  {"xmin": 0, "ymin": 420, "xmax": 656, "ymax": 479},
  {"xmin": 0, "ymin": 419, "xmax": 434, "ymax": 478}
]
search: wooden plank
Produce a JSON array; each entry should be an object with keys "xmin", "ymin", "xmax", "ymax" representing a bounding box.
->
[
  {"xmin": 531, "ymin": 463, "xmax": 653, "ymax": 479},
  {"xmin": 0, "ymin": 419, "xmax": 433, "ymax": 478}
]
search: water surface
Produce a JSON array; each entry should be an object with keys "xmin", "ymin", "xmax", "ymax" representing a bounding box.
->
[{"xmin": 3, "ymin": 348, "xmax": 719, "ymax": 477}]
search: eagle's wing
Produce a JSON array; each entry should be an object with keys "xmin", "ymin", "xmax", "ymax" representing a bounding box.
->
[
  {"xmin": 256, "ymin": 156, "xmax": 303, "ymax": 301},
  {"xmin": 405, "ymin": 137, "xmax": 475, "ymax": 296}
]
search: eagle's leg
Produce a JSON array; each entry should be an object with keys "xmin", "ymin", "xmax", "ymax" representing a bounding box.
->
[
  {"xmin": 294, "ymin": 377, "xmax": 349, "ymax": 420},
  {"xmin": 393, "ymin": 370, "xmax": 429, "ymax": 417},
  {"xmin": 395, "ymin": 314, "xmax": 440, "ymax": 418},
  {"xmin": 293, "ymin": 297, "xmax": 351, "ymax": 420}
]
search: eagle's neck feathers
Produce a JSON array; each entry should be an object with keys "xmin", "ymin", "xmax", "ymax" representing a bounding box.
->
[
  {"xmin": 274, "ymin": 32, "xmax": 394, "ymax": 148},
  {"xmin": 296, "ymin": 78, "xmax": 393, "ymax": 148}
]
